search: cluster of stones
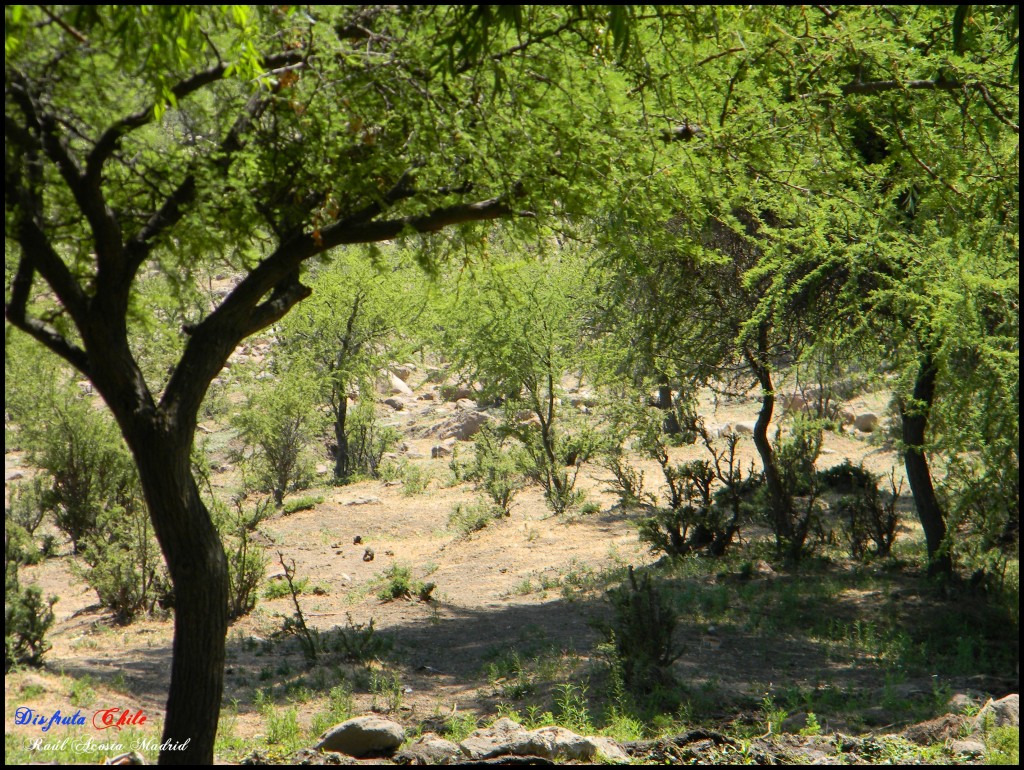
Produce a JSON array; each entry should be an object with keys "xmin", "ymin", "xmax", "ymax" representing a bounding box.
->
[{"xmin": 313, "ymin": 715, "xmax": 631, "ymax": 764}]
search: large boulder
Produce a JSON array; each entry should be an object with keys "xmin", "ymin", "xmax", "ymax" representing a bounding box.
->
[
  {"xmin": 437, "ymin": 410, "xmax": 490, "ymax": 441},
  {"xmin": 458, "ymin": 718, "xmax": 629, "ymax": 763},
  {"xmin": 853, "ymin": 412, "xmax": 879, "ymax": 432},
  {"xmin": 392, "ymin": 363, "xmax": 417, "ymax": 382},
  {"xmin": 972, "ymin": 694, "xmax": 1019, "ymax": 731},
  {"xmin": 459, "ymin": 718, "xmax": 542, "ymax": 760},
  {"xmin": 314, "ymin": 716, "xmax": 405, "ymax": 757},
  {"xmin": 379, "ymin": 370, "xmax": 414, "ymax": 397}
]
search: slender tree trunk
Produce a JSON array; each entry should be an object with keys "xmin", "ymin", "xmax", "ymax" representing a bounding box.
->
[
  {"xmin": 900, "ymin": 353, "xmax": 952, "ymax": 578},
  {"xmin": 656, "ymin": 373, "xmax": 680, "ymax": 435},
  {"xmin": 746, "ymin": 350, "xmax": 790, "ymax": 548},
  {"xmin": 128, "ymin": 428, "xmax": 228, "ymax": 765},
  {"xmin": 334, "ymin": 394, "xmax": 349, "ymax": 481}
]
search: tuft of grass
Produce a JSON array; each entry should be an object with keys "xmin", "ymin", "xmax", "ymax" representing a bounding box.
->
[
  {"xmin": 370, "ymin": 668, "xmax": 403, "ymax": 713},
  {"xmin": 282, "ymin": 494, "xmax": 324, "ymax": 515},
  {"xmin": 68, "ymin": 675, "xmax": 96, "ymax": 707},
  {"xmin": 264, "ymin": 576, "xmax": 309, "ymax": 600},
  {"xmin": 443, "ymin": 712, "xmax": 479, "ymax": 742}
]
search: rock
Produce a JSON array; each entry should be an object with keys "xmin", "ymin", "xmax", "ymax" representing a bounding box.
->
[
  {"xmin": 394, "ymin": 733, "xmax": 462, "ymax": 765},
  {"xmin": 839, "ymin": 408, "xmax": 857, "ymax": 426},
  {"xmin": 381, "ymin": 371, "xmax": 414, "ymax": 397},
  {"xmin": 972, "ymin": 693, "xmax": 1019, "ymax": 731},
  {"xmin": 455, "ymin": 398, "xmax": 478, "ymax": 411},
  {"xmin": 383, "ymin": 397, "xmax": 406, "ymax": 411},
  {"xmin": 363, "ymin": 548, "xmax": 375, "ymax": 562},
  {"xmin": 442, "ymin": 384, "xmax": 477, "ymax": 402},
  {"xmin": 458, "ymin": 719, "xmax": 628, "ymax": 763},
  {"xmin": 345, "ymin": 496, "xmax": 380, "ymax": 506},
  {"xmin": 392, "ymin": 364, "xmax": 417, "ymax": 382},
  {"xmin": 853, "ymin": 412, "xmax": 879, "ymax": 432},
  {"xmin": 460, "ymin": 718, "xmax": 541, "ymax": 760},
  {"xmin": 732, "ymin": 421, "xmax": 756, "ymax": 435},
  {"xmin": 314, "ymin": 716, "xmax": 405, "ymax": 757},
  {"xmin": 587, "ymin": 736, "xmax": 631, "ymax": 763},
  {"xmin": 431, "ymin": 439, "xmax": 457, "ymax": 459},
  {"xmin": 437, "ymin": 410, "xmax": 490, "ymax": 441},
  {"xmin": 531, "ymin": 727, "xmax": 628, "ymax": 762},
  {"xmin": 6, "ymin": 470, "xmax": 25, "ymax": 482},
  {"xmin": 903, "ymin": 713, "xmax": 969, "ymax": 745},
  {"xmin": 950, "ymin": 739, "xmax": 986, "ymax": 757},
  {"xmin": 417, "ymin": 391, "xmax": 437, "ymax": 401}
]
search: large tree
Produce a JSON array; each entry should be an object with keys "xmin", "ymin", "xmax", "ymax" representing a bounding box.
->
[
  {"xmin": 4, "ymin": 6, "xmax": 652, "ymax": 763},
  {"xmin": 600, "ymin": 4, "xmax": 1019, "ymax": 575}
]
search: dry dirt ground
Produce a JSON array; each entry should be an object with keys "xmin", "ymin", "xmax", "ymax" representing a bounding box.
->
[{"xmin": 4, "ymin": 368, "xmax": 1016, "ymax": 764}]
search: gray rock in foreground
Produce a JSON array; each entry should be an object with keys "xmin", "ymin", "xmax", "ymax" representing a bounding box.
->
[
  {"xmin": 458, "ymin": 718, "xmax": 629, "ymax": 763},
  {"xmin": 314, "ymin": 715, "xmax": 405, "ymax": 757}
]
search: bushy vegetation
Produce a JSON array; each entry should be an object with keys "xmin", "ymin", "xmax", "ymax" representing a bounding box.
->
[{"xmin": 5, "ymin": 528, "xmax": 56, "ymax": 671}]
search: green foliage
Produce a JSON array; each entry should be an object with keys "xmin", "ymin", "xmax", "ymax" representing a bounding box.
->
[
  {"xmin": 441, "ymin": 247, "xmax": 600, "ymax": 516},
  {"xmin": 601, "ymin": 567, "xmax": 681, "ymax": 698},
  {"xmin": 369, "ymin": 668, "xmax": 403, "ymax": 713},
  {"xmin": 218, "ymin": 499, "xmax": 269, "ymax": 620},
  {"xmin": 275, "ymin": 250, "xmax": 418, "ymax": 482},
  {"xmin": 828, "ymin": 466, "xmax": 903, "ymax": 560},
  {"xmin": 332, "ymin": 614, "xmax": 393, "ymax": 664},
  {"xmin": 233, "ymin": 368, "xmax": 326, "ymax": 506},
  {"xmin": 343, "ymin": 398, "xmax": 402, "ymax": 481},
  {"xmin": 463, "ymin": 426, "xmax": 527, "ymax": 515},
  {"xmin": 14, "ymin": 379, "xmax": 140, "ymax": 554},
  {"xmin": 400, "ymin": 462, "xmax": 432, "ymax": 497},
  {"xmin": 767, "ymin": 419, "xmax": 827, "ymax": 563},
  {"xmin": 5, "ymin": 477, "xmax": 47, "ymax": 538},
  {"xmin": 281, "ymin": 495, "xmax": 324, "ymax": 515},
  {"xmin": 376, "ymin": 563, "xmax": 433, "ymax": 603},
  {"xmin": 449, "ymin": 500, "xmax": 502, "ymax": 536},
  {"xmin": 985, "ymin": 726, "xmax": 1020, "ymax": 765},
  {"xmin": 73, "ymin": 490, "xmax": 172, "ymax": 621},
  {"xmin": 5, "ymin": 529, "xmax": 56, "ymax": 671}
]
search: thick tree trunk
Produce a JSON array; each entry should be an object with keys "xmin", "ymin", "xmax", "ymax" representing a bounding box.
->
[
  {"xmin": 334, "ymin": 395, "xmax": 349, "ymax": 481},
  {"xmin": 900, "ymin": 353, "xmax": 952, "ymax": 578},
  {"xmin": 129, "ymin": 430, "xmax": 228, "ymax": 765}
]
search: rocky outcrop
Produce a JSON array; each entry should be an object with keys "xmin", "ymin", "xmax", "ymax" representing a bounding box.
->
[{"xmin": 457, "ymin": 718, "xmax": 629, "ymax": 763}]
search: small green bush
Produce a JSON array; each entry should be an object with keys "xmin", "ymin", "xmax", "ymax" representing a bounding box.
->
[
  {"xmin": 449, "ymin": 500, "xmax": 501, "ymax": 536},
  {"xmin": 232, "ymin": 371, "xmax": 325, "ymax": 505},
  {"xmin": 378, "ymin": 564, "xmax": 414, "ymax": 601},
  {"xmin": 333, "ymin": 614, "xmax": 393, "ymax": 663},
  {"xmin": 72, "ymin": 488, "xmax": 172, "ymax": 622},
  {"xmin": 214, "ymin": 498, "xmax": 269, "ymax": 620},
  {"xmin": 602, "ymin": 567, "xmax": 681, "ymax": 696},
  {"xmin": 5, "ymin": 530, "xmax": 56, "ymax": 671},
  {"xmin": 6, "ymin": 477, "xmax": 47, "ymax": 536},
  {"xmin": 464, "ymin": 427, "xmax": 527, "ymax": 515}
]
